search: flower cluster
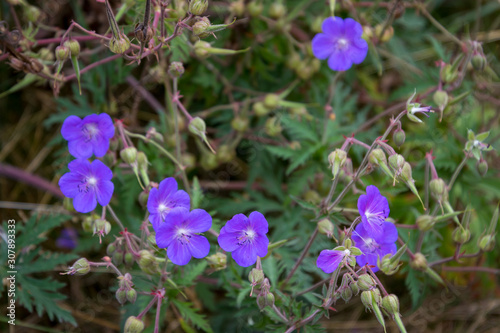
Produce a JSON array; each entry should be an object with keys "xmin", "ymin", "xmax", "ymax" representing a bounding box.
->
[
  {"xmin": 59, "ymin": 114, "xmax": 116, "ymax": 213},
  {"xmin": 312, "ymin": 17, "xmax": 368, "ymax": 71}
]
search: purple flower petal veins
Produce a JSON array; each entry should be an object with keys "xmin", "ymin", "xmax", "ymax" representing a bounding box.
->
[
  {"xmin": 316, "ymin": 249, "xmax": 351, "ymax": 274},
  {"xmin": 312, "ymin": 16, "xmax": 368, "ymax": 71},
  {"xmin": 147, "ymin": 177, "xmax": 191, "ymax": 230},
  {"xmin": 59, "ymin": 159, "xmax": 114, "ymax": 213},
  {"xmin": 61, "ymin": 113, "xmax": 115, "ymax": 159},
  {"xmin": 155, "ymin": 207, "xmax": 212, "ymax": 266},
  {"xmin": 218, "ymin": 211, "xmax": 269, "ymax": 267},
  {"xmin": 351, "ymin": 221, "xmax": 398, "ymax": 273},
  {"xmin": 357, "ymin": 185, "xmax": 390, "ymax": 238}
]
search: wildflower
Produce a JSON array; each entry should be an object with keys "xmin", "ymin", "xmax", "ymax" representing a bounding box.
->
[
  {"xmin": 351, "ymin": 221, "xmax": 398, "ymax": 273},
  {"xmin": 61, "ymin": 113, "xmax": 115, "ymax": 159},
  {"xmin": 316, "ymin": 248, "xmax": 352, "ymax": 274},
  {"xmin": 218, "ymin": 211, "xmax": 269, "ymax": 267},
  {"xmin": 147, "ymin": 177, "xmax": 190, "ymax": 230},
  {"xmin": 357, "ymin": 185, "xmax": 390, "ymax": 238},
  {"xmin": 406, "ymin": 89, "xmax": 433, "ymax": 123},
  {"xmin": 312, "ymin": 17, "xmax": 368, "ymax": 71},
  {"xmin": 59, "ymin": 159, "xmax": 114, "ymax": 213},
  {"xmin": 156, "ymin": 207, "xmax": 212, "ymax": 265}
]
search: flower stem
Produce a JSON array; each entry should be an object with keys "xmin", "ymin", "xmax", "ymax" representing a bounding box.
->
[
  {"xmin": 88, "ymin": 261, "xmax": 123, "ymax": 276},
  {"xmin": 137, "ymin": 295, "xmax": 158, "ymax": 320},
  {"xmin": 419, "ymin": 4, "xmax": 463, "ymax": 47},
  {"xmin": 367, "ymin": 266, "xmax": 389, "ymax": 296}
]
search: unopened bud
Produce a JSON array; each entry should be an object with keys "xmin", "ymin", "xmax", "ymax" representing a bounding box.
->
[
  {"xmin": 168, "ymin": 61, "xmax": 185, "ymax": 78},
  {"xmin": 357, "ymin": 274, "xmax": 376, "ymax": 291},
  {"xmin": 189, "ymin": 0, "xmax": 208, "ymax": 15},
  {"xmin": 193, "ymin": 17, "xmax": 211, "ymax": 38},
  {"xmin": 206, "ymin": 252, "xmax": 227, "ymax": 271},
  {"xmin": 107, "ymin": 243, "xmax": 117, "ymax": 256},
  {"xmin": 452, "ymin": 227, "xmax": 471, "ymax": 244},
  {"xmin": 116, "ymin": 288, "xmax": 127, "ymax": 304},
  {"xmin": 375, "ymin": 24, "xmax": 394, "ymax": 43},
  {"xmin": 138, "ymin": 250, "xmax": 158, "ymax": 275},
  {"xmin": 328, "ymin": 149, "xmax": 347, "ymax": 179},
  {"xmin": 248, "ymin": 268, "xmax": 264, "ymax": 286},
  {"xmin": 82, "ymin": 216, "xmax": 94, "ymax": 233},
  {"xmin": 124, "ymin": 316, "xmax": 145, "ymax": 333},
  {"xmin": 369, "ymin": 148, "xmax": 387, "ymax": 166},
  {"xmin": 318, "ymin": 219, "xmax": 334, "ymax": 238},
  {"xmin": 441, "ymin": 64, "xmax": 458, "ymax": 84},
  {"xmin": 55, "ymin": 45, "xmax": 70, "ymax": 61},
  {"xmin": 429, "ymin": 178, "xmax": 448, "ymax": 203},
  {"xmin": 70, "ymin": 258, "xmax": 90, "ymax": 275},
  {"xmin": 247, "ymin": 1, "xmax": 263, "ymax": 17},
  {"xmin": 124, "ymin": 252, "xmax": 135, "ymax": 266},
  {"xmin": 350, "ymin": 281, "xmax": 359, "ymax": 295},
  {"xmin": 194, "ymin": 41, "xmax": 211, "ymax": 58},
  {"xmin": 416, "ymin": 215, "xmax": 436, "ymax": 231},
  {"xmin": 113, "ymin": 251, "xmax": 124, "ymax": 265},
  {"xmin": 433, "ymin": 90, "xmax": 449, "ymax": 109},
  {"xmin": 120, "ymin": 147, "xmax": 138, "ymax": 164},
  {"xmin": 229, "ymin": 0, "xmax": 245, "ymax": 16},
  {"xmin": 138, "ymin": 190, "xmax": 149, "ymax": 207},
  {"xmin": 253, "ymin": 101, "xmax": 270, "ymax": 117},
  {"xmin": 93, "ymin": 219, "xmax": 111, "ymax": 236},
  {"xmin": 263, "ymin": 93, "xmax": 281, "ymax": 109},
  {"xmin": 392, "ymin": 128, "xmax": 405, "ymax": 148},
  {"xmin": 64, "ymin": 39, "xmax": 81, "ymax": 57},
  {"xmin": 360, "ymin": 290, "xmax": 375, "ymax": 310},
  {"xmin": 269, "ymin": 3, "xmax": 286, "ymax": 19},
  {"xmin": 477, "ymin": 158, "xmax": 488, "ymax": 176},
  {"xmin": 216, "ymin": 144, "xmax": 235, "ymax": 163},
  {"xmin": 231, "ymin": 115, "xmax": 249, "ymax": 132},
  {"xmin": 388, "ymin": 154, "xmax": 405, "ymax": 173},
  {"xmin": 189, "ymin": 117, "xmax": 207, "ymax": 137},
  {"xmin": 381, "ymin": 294, "xmax": 400, "ymax": 316},
  {"xmin": 478, "ymin": 235, "xmax": 495, "ymax": 252},
  {"xmin": 471, "ymin": 53, "xmax": 487, "ymax": 71},
  {"xmin": 109, "ymin": 35, "xmax": 131, "ymax": 54},
  {"xmin": 126, "ymin": 288, "xmax": 137, "ymax": 303},
  {"xmin": 265, "ymin": 117, "xmax": 282, "ymax": 137},
  {"xmin": 341, "ymin": 286, "xmax": 353, "ymax": 303},
  {"xmin": 410, "ymin": 253, "xmax": 427, "ymax": 271}
]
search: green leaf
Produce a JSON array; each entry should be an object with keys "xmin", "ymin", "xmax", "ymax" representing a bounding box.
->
[
  {"xmin": 286, "ymin": 143, "xmax": 322, "ymax": 175},
  {"xmin": 180, "ymin": 261, "xmax": 208, "ymax": 286},
  {"xmin": 70, "ymin": 55, "xmax": 82, "ymax": 95},
  {"xmin": 290, "ymin": 195, "xmax": 318, "ymax": 211},
  {"xmin": 17, "ymin": 214, "xmax": 72, "ymax": 249},
  {"xmin": 280, "ymin": 116, "xmax": 319, "ymax": 142},
  {"xmin": 265, "ymin": 145, "xmax": 296, "ymax": 160},
  {"xmin": 171, "ymin": 299, "xmax": 214, "ymax": 333}
]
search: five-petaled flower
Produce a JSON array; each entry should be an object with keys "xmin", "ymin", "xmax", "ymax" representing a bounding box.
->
[
  {"xmin": 352, "ymin": 221, "xmax": 398, "ymax": 273},
  {"xmin": 59, "ymin": 159, "xmax": 114, "ymax": 213},
  {"xmin": 406, "ymin": 89, "xmax": 433, "ymax": 123},
  {"xmin": 156, "ymin": 207, "xmax": 212, "ymax": 266},
  {"xmin": 61, "ymin": 113, "xmax": 115, "ymax": 159},
  {"xmin": 218, "ymin": 211, "xmax": 269, "ymax": 267},
  {"xmin": 147, "ymin": 177, "xmax": 190, "ymax": 230},
  {"xmin": 312, "ymin": 17, "xmax": 368, "ymax": 71},
  {"xmin": 358, "ymin": 185, "xmax": 390, "ymax": 239},
  {"xmin": 317, "ymin": 249, "xmax": 351, "ymax": 274}
]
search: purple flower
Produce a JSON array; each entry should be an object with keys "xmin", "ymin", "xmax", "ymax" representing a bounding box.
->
[
  {"xmin": 357, "ymin": 185, "xmax": 390, "ymax": 238},
  {"xmin": 317, "ymin": 249, "xmax": 351, "ymax": 274},
  {"xmin": 59, "ymin": 159, "xmax": 114, "ymax": 213},
  {"xmin": 56, "ymin": 227, "xmax": 78, "ymax": 249},
  {"xmin": 147, "ymin": 178, "xmax": 190, "ymax": 230},
  {"xmin": 312, "ymin": 17, "xmax": 368, "ymax": 71},
  {"xmin": 218, "ymin": 212, "xmax": 269, "ymax": 267},
  {"xmin": 156, "ymin": 207, "xmax": 212, "ymax": 266},
  {"xmin": 61, "ymin": 113, "xmax": 115, "ymax": 159},
  {"xmin": 351, "ymin": 221, "xmax": 398, "ymax": 273}
]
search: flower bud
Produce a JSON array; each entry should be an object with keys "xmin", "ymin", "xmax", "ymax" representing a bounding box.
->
[
  {"xmin": 120, "ymin": 147, "xmax": 138, "ymax": 164},
  {"xmin": 360, "ymin": 290, "xmax": 375, "ymax": 310},
  {"xmin": 253, "ymin": 101, "xmax": 270, "ymax": 117},
  {"xmin": 55, "ymin": 45, "xmax": 70, "ymax": 61},
  {"xmin": 63, "ymin": 197, "xmax": 75, "ymax": 212},
  {"xmin": 452, "ymin": 227, "xmax": 471, "ymax": 244},
  {"xmin": 369, "ymin": 148, "xmax": 386, "ymax": 167},
  {"xmin": 269, "ymin": 3, "xmax": 286, "ymax": 19},
  {"xmin": 341, "ymin": 286, "xmax": 353, "ymax": 303},
  {"xmin": 257, "ymin": 292, "xmax": 275, "ymax": 310},
  {"xmin": 107, "ymin": 243, "xmax": 117, "ymax": 256},
  {"xmin": 416, "ymin": 215, "xmax": 436, "ymax": 231},
  {"xmin": 441, "ymin": 64, "xmax": 458, "ymax": 84},
  {"xmin": 471, "ymin": 53, "xmax": 487, "ymax": 71},
  {"xmin": 134, "ymin": 23, "xmax": 154, "ymax": 44},
  {"xmin": 138, "ymin": 250, "xmax": 159, "ymax": 275},
  {"xmin": 477, "ymin": 158, "xmax": 488, "ymax": 176},
  {"xmin": 429, "ymin": 178, "xmax": 448, "ymax": 203},
  {"xmin": 478, "ymin": 235, "xmax": 495, "ymax": 252},
  {"xmin": 194, "ymin": 40, "xmax": 211, "ymax": 58},
  {"xmin": 392, "ymin": 128, "xmax": 405, "ymax": 148},
  {"xmin": 116, "ymin": 288, "xmax": 127, "ymax": 304},
  {"xmin": 93, "ymin": 219, "xmax": 111, "ymax": 237},
  {"xmin": 138, "ymin": 190, "xmax": 149, "ymax": 207},
  {"xmin": 263, "ymin": 93, "xmax": 281, "ymax": 109},
  {"xmin": 248, "ymin": 268, "xmax": 264, "ymax": 286},
  {"xmin": 304, "ymin": 190, "xmax": 321, "ymax": 204},
  {"xmin": 124, "ymin": 316, "xmax": 145, "ymax": 333},
  {"xmin": 206, "ymin": 252, "xmax": 227, "ymax": 271},
  {"xmin": 410, "ymin": 253, "xmax": 427, "ymax": 271},
  {"xmin": 200, "ymin": 153, "xmax": 218, "ymax": 170},
  {"xmin": 229, "ymin": 0, "xmax": 245, "ymax": 16},
  {"xmin": 82, "ymin": 216, "xmax": 94, "ymax": 233},
  {"xmin": 318, "ymin": 219, "xmax": 334, "ymax": 238},
  {"xmin": 433, "ymin": 90, "xmax": 449, "ymax": 109},
  {"xmin": 109, "ymin": 35, "xmax": 131, "ymax": 54},
  {"xmin": 286, "ymin": 52, "xmax": 302, "ymax": 70},
  {"xmin": 124, "ymin": 252, "xmax": 135, "ymax": 266},
  {"xmin": 328, "ymin": 149, "xmax": 347, "ymax": 179},
  {"xmin": 350, "ymin": 281, "xmax": 359, "ymax": 295},
  {"xmin": 64, "ymin": 39, "xmax": 81, "ymax": 57},
  {"xmin": 311, "ymin": 16, "xmax": 324, "ymax": 34},
  {"xmin": 357, "ymin": 274, "xmax": 376, "ymax": 291},
  {"xmin": 168, "ymin": 61, "xmax": 185, "ymax": 78},
  {"xmin": 375, "ymin": 24, "xmax": 394, "ymax": 43},
  {"xmin": 216, "ymin": 144, "xmax": 235, "ymax": 163},
  {"xmin": 247, "ymin": 1, "xmax": 263, "ymax": 17},
  {"xmin": 193, "ymin": 17, "xmax": 211, "ymax": 38},
  {"xmin": 126, "ymin": 288, "xmax": 137, "ymax": 303},
  {"xmin": 24, "ymin": 5, "xmax": 41, "ymax": 22},
  {"xmin": 70, "ymin": 258, "xmax": 91, "ymax": 275},
  {"xmin": 264, "ymin": 117, "xmax": 282, "ymax": 137},
  {"xmin": 189, "ymin": 0, "xmax": 208, "ymax": 15},
  {"xmin": 113, "ymin": 251, "xmax": 124, "ymax": 265},
  {"xmin": 388, "ymin": 154, "xmax": 405, "ymax": 173},
  {"xmin": 381, "ymin": 294, "xmax": 400, "ymax": 316},
  {"xmin": 188, "ymin": 117, "xmax": 207, "ymax": 137},
  {"xmin": 231, "ymin": 115, "xmax": 249, "ymax": 132}
]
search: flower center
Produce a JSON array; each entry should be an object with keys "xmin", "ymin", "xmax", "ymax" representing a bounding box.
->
[
  {"xmin": 78, "ymin": 176, "xmax": 98, "ymax": 193},
  {"xmin": 237, "ymin": 228, "xmax": 256, "ymax": 245},
  {"xmin": 343, "ymin": 249, "xmax": 351, "ymax": 256},
  {"xmin": 158, "ymin": 203, "xmax": 167, "ymax": 213},
  {"xmin": 364, "ymin": 238, "xmax": 379, "ymax": 252},
  {"xmin": 176, "ymin": 228, "xmax": 192, "ymax": 245},
  {"xmin": 336, "ymin": 38, "xmax": 349, "ymax": 50},
  {"xmin": 82, "ymin": 123, "xmax": 99, "ymax": 142}
]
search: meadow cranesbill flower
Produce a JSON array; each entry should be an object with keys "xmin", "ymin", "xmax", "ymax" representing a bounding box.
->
[
  {"xmin": 59, "ymin": 159, "xmax": 114, "ymax": 213},
  {"xmin": 147, "ymin": 177, "xmax": 190, "ymax": 230},
  {"xmin": 352, "ymin": 221, "xmax": 398, "ymax": 273},
  {"xmin": 155, "ymin": 207, "xmax": 212, "ymax": 265},
  {"xmin": 218, "ymin": 211, "xmax": 269, "ymax": 267},
  {"xmin": 312, "ymin": 17, "xmax": 368, "ymax": 71},
  {"xmin": 406, "ymin": 89, "xmax": 433, "ymax": 123},
  {"xmin": 358, "ymin": 185, "xmax": 390, "ymax": 238},
  {"xmin": 61, "ymin": 113, "xmax": 115, "ymax": 159},
  {"xmin": 317, "ymin": 248, "xmax": 351, "ymax": 274}
]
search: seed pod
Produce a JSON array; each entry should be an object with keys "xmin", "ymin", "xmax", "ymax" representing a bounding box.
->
[
  {"xmin": 64, "ymin": 39, "xmax": 81, "ymax": 57},
  {"xmin": 269, "ymin": 3, "xmax": 286, "ymax": 19},
  {"xmin": 410, "ymin": 253, "xmax": 427, "ymax": 271},
  {"xmin": 189, "ymin": 0, "xmax": 209, "ymax": 15},
  {"xmin": 357, "ymin": 274, "xmax": 376, "ymax": 291},
  {"xmin": 392, "ymin": 128, "xmax": 405, "ymax": 148},
  {"xmin": 126, "ymin": 288, "xmax": 137, "ymax": 303},
  {"xmin": 124, "ymin": 316, "xmax": 145, "ymax": 333},
  {"xmin": 55, "ymin": 45, "xmax": 70, "ymax": 61},
  {"xmin": 168, "ymin": 61, "xmax": 185, "ymax": 78},
  {"xmin": 381, "ymin": 294, "xmax": 400, "ymax": 316},
  {"xmin": 116, "ymin": 288, "xmax": 127, "ymax": 305},
  {"xmin": 71, "ymin": 258, "xmax": 91, "ymax": 275},
  {"xmin": 253, "ymin": 101, "xmax": 270, "ymax": 117},
  {"xmin": 120, "ymin": 147, "xmax": 138, "ymax": 164},
  {"xmin": 452, "ymin": 227, "xmax": 471, "ymax": 244}
]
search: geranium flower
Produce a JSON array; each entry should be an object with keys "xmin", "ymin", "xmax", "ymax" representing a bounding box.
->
[
  {"xmin": 317, "ymin": 249, "xmax": 351, "ymax": 274},
  {"xmin": 61, "ymin": 113, "xmax": 115, "ymax": 159},
  {"xmin": 358, "ymin": 185, "xmax": 390, "ymax": 238},
  {"xmin": 218, "ymin": 212, "xmax": 269, "ymax": 267},
  {"xmin": 59, "ymin": 159, "xmax": 114, "ymax": 213},
  {"xmin": 352, "ymin": 221, "xmax": 398, "ymax": 273},
  {"xmin": 147, "ymin": 177, "xmax": 190, "ymax": 230},
  {"xmin": 312, "ymin": 17, "xmax": 368, "ymax": 71},
  {"xmin": 155, "ymin": 207, "xmax": 212, "ymax": 266}
]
